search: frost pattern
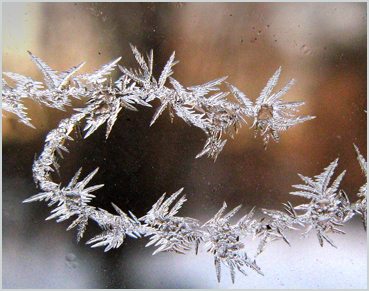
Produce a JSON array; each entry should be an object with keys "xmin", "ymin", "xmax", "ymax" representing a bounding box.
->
[
  {"xmin": 3, "ymin": 46, "xmax": 314, "ymax": 158},
  {"xmin": 353, "ymin": 144, "xmax": 367, "ymax": 230},
  {"xmin": 201, "ymin": 203, "xmax": 264, "ymax": 283},
  {"xmin": 2, "ymin": 46, "xmax": 366, "ymax": 283},
  {"xmin": 249, "ymin": 67, "xmax": 315, "ymax": 148},
  {"xmin": 290, "ymin": 159, "xmax": 355, "ymax": 247}
]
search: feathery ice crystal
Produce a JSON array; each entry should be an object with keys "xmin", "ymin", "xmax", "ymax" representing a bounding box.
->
[{"xmin": 2, "ymin": 46, "xmax": 366, "ymax": 283}]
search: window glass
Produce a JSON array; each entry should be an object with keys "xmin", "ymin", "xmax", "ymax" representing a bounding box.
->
[{"xmin": 3, "ymin": 3, "xmax": 366, "ymax": 288}]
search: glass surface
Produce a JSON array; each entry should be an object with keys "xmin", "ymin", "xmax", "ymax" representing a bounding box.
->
[{"xmin": 2, "ymin": 2, "xmax": 367, "ymax": 288}]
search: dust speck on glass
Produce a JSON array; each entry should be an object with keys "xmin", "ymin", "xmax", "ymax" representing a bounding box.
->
[{"xmin": 2, "ymin": 2, "xmax": 366, "ymax": 289}]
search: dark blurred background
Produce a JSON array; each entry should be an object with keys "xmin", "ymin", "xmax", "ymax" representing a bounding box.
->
[{"xmin": 2, "ymin": 3, "xmax": 367, "ymax": 288}]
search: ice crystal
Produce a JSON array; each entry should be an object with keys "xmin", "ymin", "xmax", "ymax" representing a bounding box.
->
[
  {"xmin": 2, "ymin": 51, "xmax": 86, "ymax": 126},
  {"xmin": 3, "ymin": 45, "xmax": 366, "ymax": 283},
  {"xmin": 255, "ymin": 203, "xmax": 300, "ymax": 257},
  {"xmin": 3, "ymin": 46, "xmax": 314, "ymax": 159},
  {"xmin": 290, "ymin": 159, "xmax": 355, "ymax": 247},
  {"xmin": 86, "ymin": 205, "xmax": 142, "ymax": 252},
  {"xmin": 202, "ymin": 203, "xmax": 263, "ymax": 283},
  {"xmin": 353, "ymin": 144, "xmax": 367, "ymax": 230},
  {"xmin": 249, "ymin": 67, "xmax": 316, "ymax": 148},
  {"xmin": 139, "ymin": 188, "xmax": 202, "ymax": 255},
  {"xmin": 24, "ymin": 167, "xmax": 103, "ymax": 241}
]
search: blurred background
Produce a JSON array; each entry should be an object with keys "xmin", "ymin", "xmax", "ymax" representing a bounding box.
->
[{"xmin": 2, "ymin": 2, "xmax": 367, "ymax": 288}]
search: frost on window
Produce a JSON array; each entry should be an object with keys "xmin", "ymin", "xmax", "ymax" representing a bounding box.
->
[{"xmin": 2, "ymin": 2, "xmax": 366, "ymax": 289}]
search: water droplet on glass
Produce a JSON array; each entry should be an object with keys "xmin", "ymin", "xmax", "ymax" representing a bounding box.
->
[
  {"xmin": 66, "ymin": 253, "xmax": 76, "ymax": 261},
  {"xmin": 300, "ymin": 44, "xmax": 313, "ymax": 56},
  {"xmin": 65, "ymin": 253, "xmax": 79, "ymax": 269}
]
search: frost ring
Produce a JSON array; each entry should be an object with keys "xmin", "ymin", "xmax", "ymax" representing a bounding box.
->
[{"xmin": 2, "ymin": 45, "xmax": 366, "ymax": 283}]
